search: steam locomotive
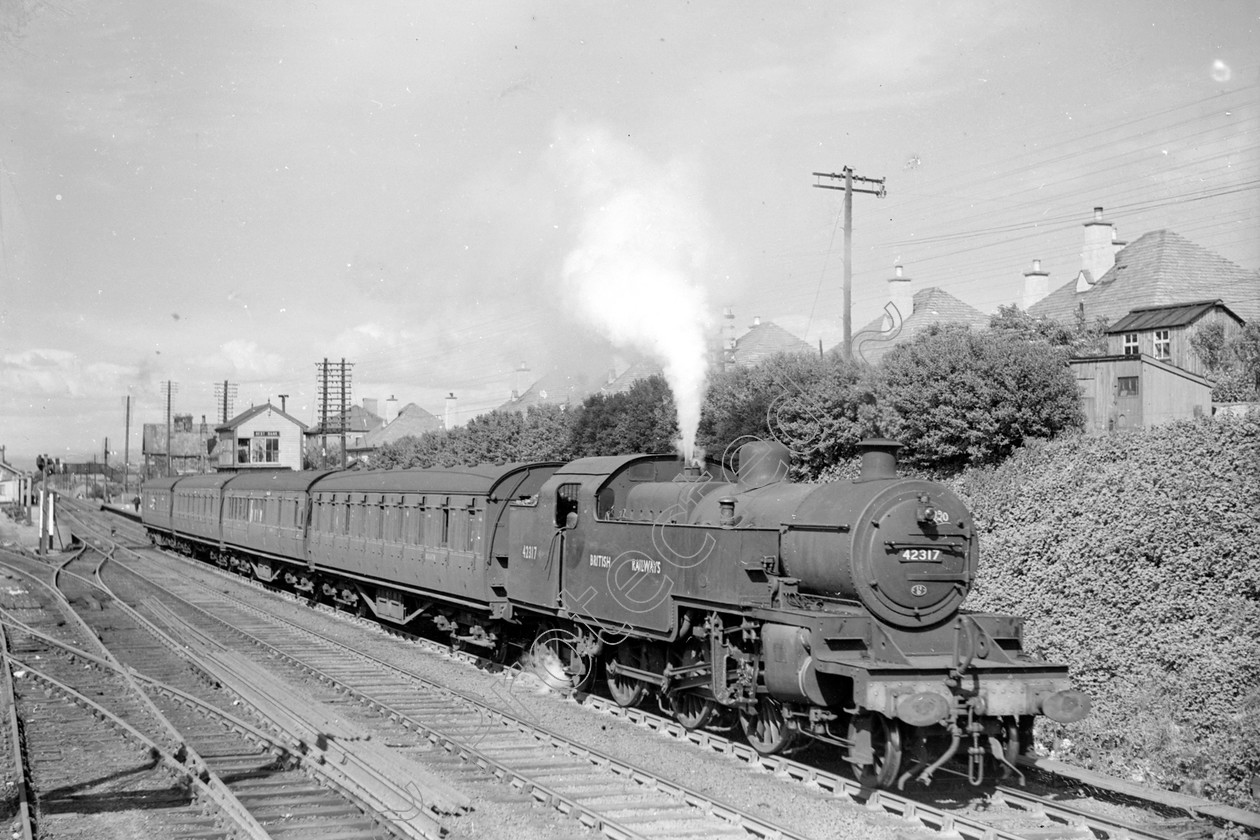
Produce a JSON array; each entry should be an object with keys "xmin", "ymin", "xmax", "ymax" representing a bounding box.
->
[{"xmin": 141, "ymin": 439, "xmax": 1089, "ymax": 788}]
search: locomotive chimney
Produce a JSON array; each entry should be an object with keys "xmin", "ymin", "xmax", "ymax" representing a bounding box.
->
[
  {"xmin": 736, "ymin": 441, "xmax": 791, "ymax": 489},
  {"xmin": 856, "ymin": 439, "xmax": 902, "ymax": 482}
]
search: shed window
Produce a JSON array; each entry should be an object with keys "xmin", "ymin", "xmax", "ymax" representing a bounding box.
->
[
  {"xmin": 1118, "ymin": 376, "xmax": 1139, "ymax": 397},
  {"xmin": 1122, "ymin": 333, "xmax": 1139, "ymax": 356},
  {"xmin": 1153, "ymin": 329, "xmax": 1170, "ymax": 360}
]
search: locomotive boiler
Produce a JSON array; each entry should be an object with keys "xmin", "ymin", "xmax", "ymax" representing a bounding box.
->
[{"xmin": 141, "ymin": 438, "xmax": 1089, "ymax": 788}]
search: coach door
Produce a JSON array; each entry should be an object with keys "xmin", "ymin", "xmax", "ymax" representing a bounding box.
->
[{"xmin": 505, "ymin": 482, "xmax": 583, "ymax": 611}]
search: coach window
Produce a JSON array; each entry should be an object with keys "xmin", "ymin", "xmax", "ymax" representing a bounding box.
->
[
  {"xmin": 556, "ymin": 483, "xmax": 580, "ymax": 528},
  {"xmin": 440, "ymin": 506, "xmax": 451, "ymax": 547},
  {"xmin": 464, "ymin": 508, "xmax": 478, "ymax": 551}
]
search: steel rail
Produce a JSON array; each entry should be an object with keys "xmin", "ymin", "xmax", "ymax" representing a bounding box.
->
[
  {"xmin": 0, "ymin": 613, "xmax": 35, "ymax": 840},
  {"xmin": 90, "ymin": 501, "xmax": 1260, "ymax": 840},
  {"xmin": 3, "ymin": 655, "xmax": 271, "ymax": 838},
  {"xmin": 55, "ymin": 540, "xmax": 453, "ymax": 840},
  {"xmin": 0, "ymin": 554, "xmax": 275, "ymax": 839},
  {"xmin": 104, "ymin": 543, "xmax": 815, "ymax": 840}
]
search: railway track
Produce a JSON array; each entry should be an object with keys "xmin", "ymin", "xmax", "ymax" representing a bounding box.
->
[
  {"xmin": 72, "ymin": 501, "xmax": 1260, "ymax": 840},
  {"xmin": 0, "ymin": 544, "xmax": 451, "ymax": 839},
  {"xmin": 62, "ymin": 506, "xmax": 826, "ymax": 840}
]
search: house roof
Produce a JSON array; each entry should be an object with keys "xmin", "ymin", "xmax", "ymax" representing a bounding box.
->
[
  {"xmin": 351, "ymin": 403, "xmax": 443, "ymax": 451},
  {"xmin": 731, "ymin": 320, "xmax": 813, "ymax": 367},
  {"xmin": 850, "ymin": 286, "xmax": 989, "ymax": 364},
  {"xmin": 498, "ymin": 369, "xmax": 596, "ymax": 412},
  {"xmin": 216, "ymin": 403, "xmax": 308, "ymax": 433},
  {"xmin": 307, "ymin": 403, "xmax": 379, "ymax": 435},
  {"xmin": 1029, "ymin": 230, "xmax": 1260, "ymax": 325},
  {"xmin": 1106, "ymin": 299, "xmax": 1244, "ymax": 333},
  {"xmin": 602, "ymin": 360, "xmax": 664, "ymax": 394}
]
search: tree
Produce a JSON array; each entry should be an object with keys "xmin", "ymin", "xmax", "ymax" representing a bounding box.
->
[
  {"xmin": 1191, "ymin": 320, "xmax": 1260, "ymax": 402},
  {"xmin": 989, "ymin": 304, "xmax": 1108, "ymax": 356},
  {"xmin": 869, "ymin": 325, "xmax": 1083, "ymax": 473},
  {"xmin": 698, "ymin": 352, "xmax": 870, "ymax": 478},
  {"xmin": 570, "ymin": 375, "xmax": 679, "ymax": 457}
]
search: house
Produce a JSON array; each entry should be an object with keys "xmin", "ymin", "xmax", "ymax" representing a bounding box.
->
[
  {"xmin": 142, "ymin": 414, "xmax": 219, "ymax": 477},
  {"xmin": 0, "ymin": 454, "xmax": 28, "ymax": 506},
  {"xmin": 849, "ymin": 266, "xmax": 990, "ymax": 364},
  {"xmin": 307, "ymin": 400, "xmax": 385, "ymax": 452},
  {"xmin": 1071, "ymin": 354, "xmax": 1212, "ymax": 434},
  {"xmin": 728, "ymin": 317, "xmax": 814, "ymax": 368},
  {"xmin": 1104, "ymin": 300, "xmax": 1246, "ymax": 379},
  {"xmin": 601, "ymin": 360, "xmax": 665, "ymax": 394},
  {"xmin": 215, "ymin": 403, "xmax": 307, "ymax": 471},
  {"xmin": 1026, "ymin": 208, "xmax": 1259, "ymax": 326},
  {"xmin": 498, "ymin": 369, "xmax": 599, "ymax": 412},
  {"xmin": 347, "ymin": 402, "xmax": 443, "ymax": 466}
]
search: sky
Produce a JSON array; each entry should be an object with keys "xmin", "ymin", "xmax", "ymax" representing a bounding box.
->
[{"xmin": 0, "ymin": 1, "xmax": 1256, "ymax": 467}]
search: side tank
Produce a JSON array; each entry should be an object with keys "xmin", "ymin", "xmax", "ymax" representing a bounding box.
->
[{"xmin": 687, "ymin": 440, "xmax": 978, "ymax": 629}]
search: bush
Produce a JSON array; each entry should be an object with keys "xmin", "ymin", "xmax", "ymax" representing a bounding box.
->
[
  {"xmin": 869, "ymin": 325, "xmax": 1083, "ymax": 472},
  {"xmin": 954, "ymin": 412, "xmax": 1260, "ymax": 807}
]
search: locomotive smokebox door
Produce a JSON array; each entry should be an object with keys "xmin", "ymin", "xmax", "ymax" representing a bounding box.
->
[{"xmin": 851, "ymin": 483, "xmax": 977, "ymax": 628}]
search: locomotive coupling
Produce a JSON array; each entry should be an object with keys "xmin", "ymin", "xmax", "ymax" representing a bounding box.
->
[{"xmin": 1040, "ymin": 689, "xmax": 1092, "ymax": 723}]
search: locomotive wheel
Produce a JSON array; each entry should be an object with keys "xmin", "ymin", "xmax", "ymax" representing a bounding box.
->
[
  {"xmin": 847, "ymin": 713, "xmax": 903, "ymax": 788},
  {"xmin": 529, "ymin": 627, "xmax": 595, "ymax": 693},
  {"xmin": 605, "ymin": 646, "xmax": 648, "ymax": 708},
  {"xmin": 671, "ymin": 692, "xmax": 718, "ymax": 730},
  {"xmin": 740, "ymin": 697, "xmax": 797, "ymax": 755}
]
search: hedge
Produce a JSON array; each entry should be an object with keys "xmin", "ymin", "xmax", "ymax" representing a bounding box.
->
[{"xmin": 953, "ymin": 412, "xmax": 1260, "ymax": 808}]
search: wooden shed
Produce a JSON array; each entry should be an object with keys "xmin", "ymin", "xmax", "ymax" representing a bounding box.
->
[
  {"xmin": 1070, "ymin": 354, "xmax": 1212, "ymax": 434},
  {"xmin": 1105, "ymin": 300, "xmax": 1245, "ymax": 378}
]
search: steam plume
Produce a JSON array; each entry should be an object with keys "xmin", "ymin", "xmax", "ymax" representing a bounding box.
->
[{"xmin": 552, "ymin": 122, "xmax": 713, "ymax": 461}]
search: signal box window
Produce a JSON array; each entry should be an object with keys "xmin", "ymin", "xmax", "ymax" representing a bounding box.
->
[
  {"xmin": 1122, "ymin": 333, "xmax": 1139, "ymax": 356},
  {"xmin": 1118, "ymin": 376, "xmax": 1139, "ymax": 397},
  {"xmin": 237, "ymin": 438, "xmax": 250, "ymax": 463},
  {"xmin": 1153, "ymin": 329, "xmax": 1170, "ymax": 360}
]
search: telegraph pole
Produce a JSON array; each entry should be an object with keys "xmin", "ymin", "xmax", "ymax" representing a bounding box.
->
[
  {"xmin": 813, "ymin": 168, "xmax": 886, "ymax": 358},
  {"xmin": 123, "ymin": 395, "xmax": 131, "ymax": 501},
  {"xmin": 162, "ymin": 381, "xmax": 178, "ymax": 477},
  {"xmin": 315, "ymin": 358, "xmax": 353, "ymax": 470},
  {"xmin": 214, "ymin": 380, "xmax": 238, "ymax": 424}
]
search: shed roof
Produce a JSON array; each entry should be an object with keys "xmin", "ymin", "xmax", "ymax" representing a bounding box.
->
[{"xmin": 1106, "ymin": 300, "xmax": 1243, "ymax": 333}]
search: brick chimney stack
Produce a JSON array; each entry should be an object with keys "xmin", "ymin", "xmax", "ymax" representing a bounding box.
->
[
  {"xmin": 885, "ymin": 264, "xmax": 913, "ymax": 330},
  {"xmin": 1023, "ymin": 259, "xmax": 1050, "ymax": 310},
  {"xmin": 1078, "ymin": 207, "xmax": 1126, "ymax": 291},
  {"xmin": 444, "ymin": 393, "xmax": 457, "ymax": 430}
]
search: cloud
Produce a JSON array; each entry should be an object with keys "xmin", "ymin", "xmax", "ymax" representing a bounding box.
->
[{"xmin": 0, "ymin": 348, "xmax": 138, "ymax": 398}]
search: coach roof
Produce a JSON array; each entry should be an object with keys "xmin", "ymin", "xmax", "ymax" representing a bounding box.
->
[
  {"xmin": 224, "ymin": 470, "xmax": 336, "ymax": 493},
  {"xmin": 310, "ymin": 463, "xmax": 558, "ymax": 498}
]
